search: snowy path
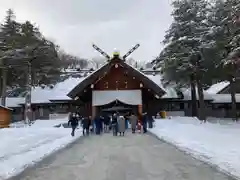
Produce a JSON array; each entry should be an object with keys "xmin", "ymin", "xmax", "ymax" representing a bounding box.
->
[{"xmin": 9, "ymin": 132, "xmax": 234, "ymax": 180}]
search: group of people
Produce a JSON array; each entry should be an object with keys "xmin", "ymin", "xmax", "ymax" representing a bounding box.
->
[{"xmin": 67, "ymin": 111, "xmax": 154, "ymax": 137}]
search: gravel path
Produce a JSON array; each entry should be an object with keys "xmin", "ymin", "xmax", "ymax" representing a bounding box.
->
[{"xmin": 10, "ymin": 132, "xmax": 235, "ymax": 180}]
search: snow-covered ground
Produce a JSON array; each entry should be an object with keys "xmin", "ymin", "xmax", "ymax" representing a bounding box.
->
[
  {"xmin": 149, "ymin": 117, "xmax": 240, "ymax": 179},
  {"xmin": 10, "ymin": 119, "xmax": 68, "ymax": 128},
  {"xmin": 0, "ymin": 119, "xmax": 82, "ymax": 180}
]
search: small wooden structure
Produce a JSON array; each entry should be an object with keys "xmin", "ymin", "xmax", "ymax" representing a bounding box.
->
[{"xmin": 0, "ymin": 105, "xmax": 12, "ymax": 128}]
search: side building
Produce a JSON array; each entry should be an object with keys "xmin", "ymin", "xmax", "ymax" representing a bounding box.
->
[{"xmin": 5, "ymin": 60, "xmax": 240, "ymax": 121}]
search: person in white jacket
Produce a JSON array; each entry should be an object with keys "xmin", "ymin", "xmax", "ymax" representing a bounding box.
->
[{"xmin": 117, "ymin": 116, "xmax": 126, "ymax": 136}]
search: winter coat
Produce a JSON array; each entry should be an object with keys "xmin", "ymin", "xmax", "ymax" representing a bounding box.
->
[
  {"xmin": 117, "ymin": 116, "xmax": 125, "ymax": 133},
  {"xmin": 104, "ymin": 116, "xmax": 110, "ymax": 125},
  {"xmin": 68, "ymin": 116, "xmax": 78, "ymax": 127},
  {"xmin": 112, "ymin": 116, "xmax": 118, "ymax": 125},
  {"xmin": 130, "ymin": 115, "xmax": 138, "ymax": 129},
  {"xmin": 82, "ymin": 117, "xmax": 90, "ymax": 129}
]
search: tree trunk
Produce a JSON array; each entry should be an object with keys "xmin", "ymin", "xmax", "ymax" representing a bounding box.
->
[
  {"xmin": 229, "ymin": 77, "xmax": 237, "ymax": 121},
  {"xmin": 196, "ymin": 78, "xmax": 206, "ymax": 121},
  {"xmin": 1, "ymin": 69, "xmax": 7, "ymax": 106},
  {"xmin": 190, "ymin": 74, "xmax": 198, "ymax": 117},
  {"xmin": 24, "ymin": 63, "xmax": 32, "ymax": 125}
]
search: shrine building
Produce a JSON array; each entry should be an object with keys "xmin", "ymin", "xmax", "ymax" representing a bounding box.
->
[{"xmin": 67, "ymin": 51, "xmax": 167, "ymax": 120}]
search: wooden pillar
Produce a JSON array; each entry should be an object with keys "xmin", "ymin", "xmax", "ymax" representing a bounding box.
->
[
  {"xmin": 92, "ymin": 105, "xmax": 96, "ymax": 120},
  {"xmin": 138, "ymin": 104, "xmax": 142, "ymax": 123}
]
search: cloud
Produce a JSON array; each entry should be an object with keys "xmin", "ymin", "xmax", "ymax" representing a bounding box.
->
[{"xmin": 0, "ymin": 0, "xmax": 173, "ymax": 62}]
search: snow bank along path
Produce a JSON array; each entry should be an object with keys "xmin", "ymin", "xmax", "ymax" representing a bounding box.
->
[
  {"xmin": 0, "ymin": 120, "xmax": 82, "ymax": 180},
  {"xmin": 8, "ymin": 132, "xmax": 232, "ymax": 180},
  {"xmin": 149, "ymin": 117, "xmax": 240, "ymax": 179}
]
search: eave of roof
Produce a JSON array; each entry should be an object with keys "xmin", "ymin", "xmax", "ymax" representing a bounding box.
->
[
  {"xmin": 0, "ymin": 105, "xmax": 13, "ymax": 111},
  {"xmin": 67, "ymin": 59, "xmax": 166, "ymax": 98}
]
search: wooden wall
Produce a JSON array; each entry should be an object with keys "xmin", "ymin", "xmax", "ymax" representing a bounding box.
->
[
  {"xmin": 0, "ymin": 108, "xmax": 11, "ymax": 128},
  {"xmin": 94, "ymin": 64, "xmax": 141, "ymax": 90}
]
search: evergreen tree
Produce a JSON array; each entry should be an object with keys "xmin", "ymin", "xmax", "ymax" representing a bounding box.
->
[
  {"xmin": 206, "ymin": 0, "xmax": 240, "ymax": 121},
  {"xmin": 0, "ymin": 9, "xmax": 89, "ymax": 100},
  {"xmin": 0, "ymin": 9, "xmax": 22, "ymax": 105},
  {"xmin": 154, "ymin": 0, "xmax": 240, "ymax": 121},
  {"xmin": 159, "ymin": 0, "xmax": 209, "ymax": 85},
  {"xmin": 155, "ymin": 0, "xmax": 210, "ymax": 120}
]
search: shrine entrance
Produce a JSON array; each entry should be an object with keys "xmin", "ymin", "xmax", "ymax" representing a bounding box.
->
[
  {"xmin": 98, "ymin": 100, "xmax": 137, "ymax": 116},
  {"xmin": 91, "ymin": 90, "xmax": 142, "ymax": 118}
]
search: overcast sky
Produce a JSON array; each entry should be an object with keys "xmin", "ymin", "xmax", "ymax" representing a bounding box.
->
[{"xmin": 0, "ymin": 0, "xmax": 173, "ymax": 62}]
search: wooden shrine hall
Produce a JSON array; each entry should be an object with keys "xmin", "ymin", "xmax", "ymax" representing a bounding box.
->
[{"xmin": 67, "ymin": 44, "xmax": 166, "ymax": 120}]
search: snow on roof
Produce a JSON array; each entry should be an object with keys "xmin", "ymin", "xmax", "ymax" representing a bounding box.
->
[
  {"xmin": 0, "ymin": 105, "xmax": 13, "ymax": 110},
  {"xmin": 50, "ymin": 77, "xmax": 85, "ymax": 100},
  {"xmin": 145, "ymin": 74, "xmax": 178, "ymax": 98},
  {"xmin": 206, "ymin": 81, "xmax": 230, "ymax": 94},
  {"xmin": 182, "ymin": 88, "xmax": 213, "ymax": 100},
  {"xmin": 212, "ymin": 94, "xmax": 240, "ymax": 103},
  {"xmin": 31, "ymin": 77, "xmax": 85, "ymax": 103},
  {"xmin": 31, "ymin": 87, "xmax": 53, "ymax": 104},
  {"xmin": 5, "ymin": 97, "xmax": 25, "ymax": 107}
]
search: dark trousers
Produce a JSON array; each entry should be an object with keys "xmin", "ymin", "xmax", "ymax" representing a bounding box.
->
[
  {"xmin": 83, "ymin": 127, "xmax": 89, "ymax": 136},
  {"xmin": 148, "ymin": 121, "xmax": 153, "ymax": 128},
  {"xmin": 143, "ymin": 124, "xmax": 147, "ymax": 133},
  {"xmin": 71, "ymin": 126, "xmax": 77, "ymax": 136},
  {"xmin": 100, "ymin": 122, "xmax": 103, "ymax": 132},
  {"xmin": 132, "ymin": 128, "xmax": 136, "ymax": 133},
  {"xmin": 96, "ymin": 125, "xmax": 101, "ymax": 135},
  {"xmin": 112, "ymin": 124, "xmax": 117, "ymax": 136},
  {"xmin": 104, "ymin": 124, "xmax": 109, "ymax": 132}
]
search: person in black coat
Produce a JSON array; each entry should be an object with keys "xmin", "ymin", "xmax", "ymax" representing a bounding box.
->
[
  {"xmin": 103, "ymin": 115, "xmax": 110, "ymax": 132},
  {"xmin": 95, "ymin": 116, "xmax": 101, "ymax": 135},
  {"xmin": 148, "ymin": 114, "xmax": 154, "ymax": 128},
  {"xmin": 142, "ymin": 112, "xmax": 148, "ymax": 133},
  {"xmin": 68, "ymin": 113, "xmax": 79, "ymax": 136},
  {"xmin": 99, "ymin": 115, "xmax": 104, "ymax": 133},
  {"xmin": 82, "ymin": 116, "xmax": 91, "ymax": 136}
]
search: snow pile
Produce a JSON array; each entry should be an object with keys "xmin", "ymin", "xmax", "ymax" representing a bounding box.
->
[
  {"xmin": 0, "ymin": 121, "xmax": 81, "ymax": 179},
  {"xmin": 32, "ymin": 118, "xmax": 68, "ymax": 127},
  {"xmin": 149, "ymin": 117, "xmax": 240, "ymax": 179},
  {"xmin": 10, "ymin": 118, "xmax": 68, "ymax": 128}
]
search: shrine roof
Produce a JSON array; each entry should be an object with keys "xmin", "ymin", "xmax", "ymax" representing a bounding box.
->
[{"xmin": 67, "ymin": 58, "xmax": 166, "ymax": 99}]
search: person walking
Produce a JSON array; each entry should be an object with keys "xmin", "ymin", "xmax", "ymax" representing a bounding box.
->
[
  {"xmin": 117, "ymin": 115, "xmax": 126, "ymax": 136},
  {"xmin": 148, "ymin": 115, "xmax": 154, "ymax": 128},
  {"xmin": 124, "ymin": 113, "xmax": 129, "ymax": 129},
  {"xmin": 130, "ymin": 113, "xmax": 138, "ymax": 133},
  {"xmin": 100, "ymin": 115, "xmax": 104, "ymax": 133},
  {"xmin": 68, "ymin": 113, "xmax": 79, "ymax": 136},
  {"xmin": 104, "ymin": 114, "xmax": 110, "ymax": 133},
  {"xmin": 112, "ymin": 113, "xmax": 118, "ymax": 136},
  {"xmin": 82, "ymin": 116, "xmax": 91, "ymax": 136},
  {"xmin": 95, "ymin": 116, "xmax": 101, "ymax": 135},
  {"xmin": 142, "ymin": 112, "xmax": 148, "ymax": 133}
]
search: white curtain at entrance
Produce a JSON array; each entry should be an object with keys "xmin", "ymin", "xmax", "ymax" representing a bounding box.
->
[{"xmin": 92, "ymin": 90, "xmax": 142, "ymax": 106}]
